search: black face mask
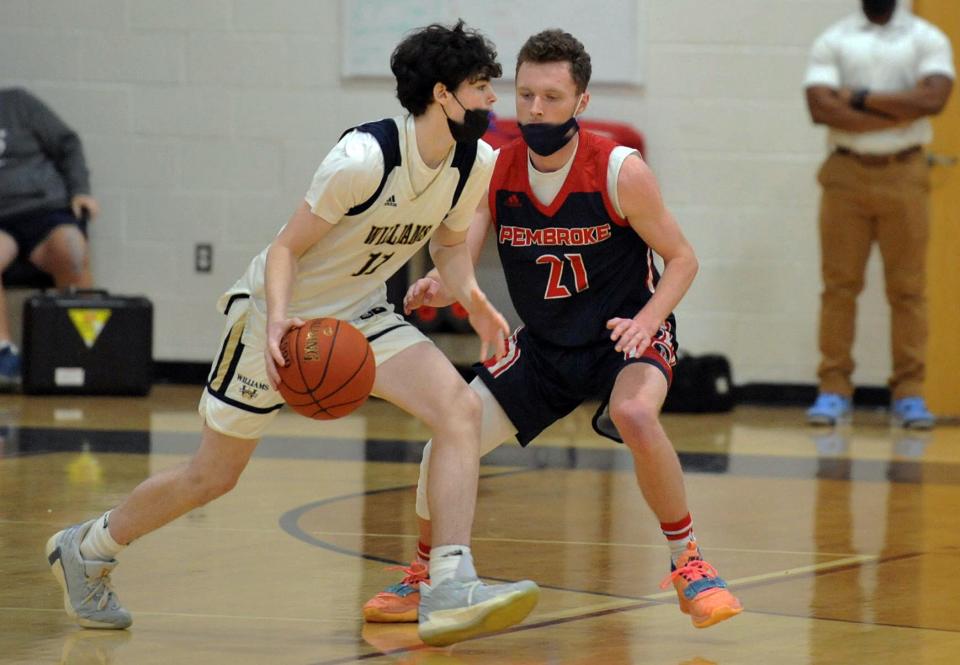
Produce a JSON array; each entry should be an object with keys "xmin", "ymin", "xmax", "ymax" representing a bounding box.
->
[
  {"xmin": 862, "ymin": 0, "xmax": 896, "ymax": 20},
  {"xmin": 518, "ymin": 116, "xmax": 580, "ymax": 156},
  {"xmin": 444, "ymin": 93, "xmax": 491, "ymax": 143}
]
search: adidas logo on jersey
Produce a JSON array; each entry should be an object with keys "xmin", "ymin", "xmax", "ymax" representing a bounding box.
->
[
  {"xmin": 384, "ymin": 195, "xmax": 397, "ymax": 207},
  {"xmin": 505, "ymin": 194, "xmax": 522, "ymax": 208}
]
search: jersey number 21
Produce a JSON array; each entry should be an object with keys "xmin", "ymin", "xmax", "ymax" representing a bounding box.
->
[{"xmin": 536, "ymin": 253, "xmax": 589, "ymax": 299}]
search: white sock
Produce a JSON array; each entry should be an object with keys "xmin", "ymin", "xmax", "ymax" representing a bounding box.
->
[
  {"xmin": 669, "ymin": 533, "xmax": 697, "ymax": 567},
  {"xmin": 79, "ymin": 511, "xmax": 125, "ymax": 561},
  {"xmin": 429, "ymin": 545, "xmax": 474, "ymax": 585}
]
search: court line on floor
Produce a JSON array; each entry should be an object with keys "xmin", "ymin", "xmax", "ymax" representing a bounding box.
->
[
  {"xmin": 308, "ymin": 551, "xmax": 949, "ymax": 665},
  {"xmin": 10, "ymin": 550, "xmax": 947, "ymax": 665},
  {"xmin": 279, "ymin": 481, "xmax": 877, "ymax": 600},
  {"xmin": 300, "ymin": 530, "xmax": 865, "ymax": 559},
  {"xmin": 278, "ymin": 469, "xmax": 537, "ymax": 567},
  {"xmin": 467, "ymin": 553, "xmax": 879, "ymax": 626},
  {"xmin": 283, "ymin": 482, "xmax": 960, "ymax": 665},
  {"xmin": 5, "ymin": 551, "xmax": 938, "ymax": 665}
]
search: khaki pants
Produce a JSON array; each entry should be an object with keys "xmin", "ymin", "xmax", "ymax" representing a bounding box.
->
[{"xmin": 816, "ymin": 150, "xmax": 930, "ymax": 399}]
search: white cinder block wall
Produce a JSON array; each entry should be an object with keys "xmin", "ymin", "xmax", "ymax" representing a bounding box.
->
[{"xmin": 0, "ymin": 0, "xmax": 897, "ymax": 388}]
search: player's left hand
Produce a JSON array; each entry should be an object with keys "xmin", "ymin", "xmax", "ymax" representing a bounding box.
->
[
  {"xmin": 265, "ymin": 316, "xmax": 305, "ymax": 389},
  {"xmin": 466, "ymin": 287, "xmax": 509, "ymax": 362},
  {"xmin": 606, "ymin": 315, "xmax": 658, "ymax": 357},
  {"xmin": 403, "ymin": 277, "xmax": 442, "ymax": 314}
]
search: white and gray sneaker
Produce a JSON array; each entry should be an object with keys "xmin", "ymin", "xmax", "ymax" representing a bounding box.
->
[
  {"xmin": 418, "ymin": 552, "xmax": 539, "ymax": 646},
  {"xmin": 45, "ymin": 519, "xmax": 132, "ymax": 629}
]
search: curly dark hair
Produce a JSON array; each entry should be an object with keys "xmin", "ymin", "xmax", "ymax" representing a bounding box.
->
[
  {"xmin": 516, "ymin": 30, "xmax": 592, "ymax": 94},
  {"xmin": 391, "ymin": 20, "xmax": 502, "ymax": 116}
]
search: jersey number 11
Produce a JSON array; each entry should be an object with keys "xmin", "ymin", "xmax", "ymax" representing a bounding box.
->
[{"xmin": 352, "ymin": 252, "xmax": 395, "ymax": 277}]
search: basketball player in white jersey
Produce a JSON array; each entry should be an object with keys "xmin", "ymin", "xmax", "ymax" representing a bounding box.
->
[{"xmin": 45, "ymin": 21, "xmax": 539, "ymax": 647}]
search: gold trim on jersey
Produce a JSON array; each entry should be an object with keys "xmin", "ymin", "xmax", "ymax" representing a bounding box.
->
[{"xmin": 210, "ymin": 314, "xmax": 247, "ymax": 393}]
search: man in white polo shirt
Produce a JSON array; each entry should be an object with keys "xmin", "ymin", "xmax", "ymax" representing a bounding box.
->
[{"xmin": 803, "ymin": 0, "xmax": 953, "ymax": 428}]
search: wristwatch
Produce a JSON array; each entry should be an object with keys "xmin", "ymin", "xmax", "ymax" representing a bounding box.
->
[{"xmin": 851, "ymin": 88, "xmax": 870, "ymax": 111}]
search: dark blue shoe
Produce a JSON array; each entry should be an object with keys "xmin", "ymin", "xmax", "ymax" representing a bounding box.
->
[
  {"xmin": 806, "ymin": 393, "xmax": 851, "ymax": 426},
  {"xmin": 0, "ymin": 345, "xmax": 21, "ymax": 385},
  {"xmin": 892, "ymin": 397, "xmax": 935, "ymax": 430}
]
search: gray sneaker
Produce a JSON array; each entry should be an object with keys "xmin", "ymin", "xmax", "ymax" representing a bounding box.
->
[
  {"xmin": 418, "ymin": 552, "xmax": 539, "ymax": 646},
  {"xmin": 45, "ymin": 520, "xmax": 132, "ymax": 629}
]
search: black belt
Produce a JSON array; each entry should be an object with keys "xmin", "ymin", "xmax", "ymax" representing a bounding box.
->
[{"xmin": 835, "ymin": 146, "xmax": 922, "ymax": 166}]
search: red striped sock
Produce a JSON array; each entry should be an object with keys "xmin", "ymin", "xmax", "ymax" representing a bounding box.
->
[
  {"xmin": 660, "ymin": 514, "xmax": 695, "ymax": 565},
  {"xmin": 416, "ymin": 541, "xmax": 431, "ymax": 564}
]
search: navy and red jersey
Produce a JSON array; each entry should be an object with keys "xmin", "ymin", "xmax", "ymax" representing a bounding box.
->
[{"xmin": 489, "ymin": 131, "xmax": 669, "ymax": 348}]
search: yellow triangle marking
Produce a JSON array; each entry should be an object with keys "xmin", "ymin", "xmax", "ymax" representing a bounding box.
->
[{"xmin": 68, "ymin": 309, "xmax": 112, "ymax": 349}]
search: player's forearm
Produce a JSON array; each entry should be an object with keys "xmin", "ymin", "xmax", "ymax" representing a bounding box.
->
[
  {"xmin": 863, "ymin": 87, "xmax": 948, "ymax": 121},
  {"xmin": 810, "ymin": 102, "xmax": 901, "ymax": 132},
  {"xmin": 430, "ymin": 242, "xmax": 481, "ymax": 309},
  {"xmin": 427, "ymin": 215, "xmax": 492, "ymax": 307},
  {"xmin": 264, "ymin": 243, "xmax": 298, "ymax": 323},
  {"xmin": 806, "ymin": 87, "xmax": 902, "ymax": 132},
  {"xmin": 636, "ymin": 253, "xmax": 698, "ymax": 326}
]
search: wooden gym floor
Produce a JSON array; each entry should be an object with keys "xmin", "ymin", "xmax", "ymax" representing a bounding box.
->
[{"xmin": 1, "ymin": 385, "xmax": 959, "ymax": 664}]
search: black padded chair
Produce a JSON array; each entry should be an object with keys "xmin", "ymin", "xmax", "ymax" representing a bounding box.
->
[{"xmin": 2, "ymin": 259, "xmax": 55, "ymax": 289}]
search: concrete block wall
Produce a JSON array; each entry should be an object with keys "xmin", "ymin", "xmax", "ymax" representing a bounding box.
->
[{"xmin": 0, "ymin": 0, "xmax": 897, "ymax": 388}]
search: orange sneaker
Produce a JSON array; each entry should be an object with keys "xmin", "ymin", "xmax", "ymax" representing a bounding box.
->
[
  {"xmin": 363, "ymin": 561, "xmax": 429, "ymax": 623},
  {"xmin": 660, "ymin": 541, "xmax": 742, "ymax": 628}
]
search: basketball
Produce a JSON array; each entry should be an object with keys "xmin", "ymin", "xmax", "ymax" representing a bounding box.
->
[{"xmin": 276, "ymin": 318, "xmax": 375, "ymax": 420}]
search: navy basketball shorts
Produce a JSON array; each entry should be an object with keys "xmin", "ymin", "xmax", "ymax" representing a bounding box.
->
[
  {"xmin": 474, "ymin": 323, "xmax": 678, "ymax": 446},
  {"xmin": 0, "ymin": 208, "xmax": 87, "ymax": 259}
]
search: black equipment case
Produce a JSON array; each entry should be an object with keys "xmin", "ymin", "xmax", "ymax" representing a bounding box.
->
[
  {"xmin": 662, "ymin": 353, "xmax": 735, "ymax": 413},
  {"xmin": 22, "ymin": 290, "xmax": 153, "ymax": 395}
]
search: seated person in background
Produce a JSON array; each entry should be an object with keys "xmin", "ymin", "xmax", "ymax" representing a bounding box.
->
[{"xmin": 0, "ymin": 87, "xmax": 97, "ymax": 382}]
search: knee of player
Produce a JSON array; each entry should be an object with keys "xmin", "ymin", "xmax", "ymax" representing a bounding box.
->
[
  {"xmin": 609, "ymin": 398, "xmax": 661, "ymax": 440},
  {"xmin": 65, "ymin": 247, "xmax": 89, "ymax": 277},
  {"xmin": 45, "ymin": 242, "xmax": 88, "ymax": 279},
  {"xmin": 828, "ymin": 278, "xmax": 866, "ymax": 298},
  {"xmin": 446, "ymin": 383, "xmax": 483, "ymax": 426},
  {"xmin": 420, "ymin": 383, "xmax": 482, "ymax": 440},
  {"xmin": 885, "ymin": 284, "xmax": 924, "ymax": 304},
  {"xmin": 185, "ymin": 466, "xmax": 241, "ymax": 505}
]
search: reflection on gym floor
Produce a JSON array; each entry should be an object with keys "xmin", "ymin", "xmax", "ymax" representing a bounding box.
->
[{"xmin": 2, "ymin": 386, "xmax": 959, "ymax": 664}]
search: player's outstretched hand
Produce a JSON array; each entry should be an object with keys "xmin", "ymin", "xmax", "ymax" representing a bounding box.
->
[
  {"xmin": 403, "ymin": 277, "xmax": 442, "ymax": 315},
  {"xmin": 467, "ymin": 288, "xmax": 509, "ymax": 362},
  {"xmin": 606, "ymin": 316, "xmax": 657, "ymax": 357},
  {"xmin": 265, "ymin": 317, "xmax": 305, "ymax": 389}
]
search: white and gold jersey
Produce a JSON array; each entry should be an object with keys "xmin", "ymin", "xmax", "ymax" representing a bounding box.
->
[{"xmin": 220, "ymin": 115, "xmax": 495, "ymax": 321}]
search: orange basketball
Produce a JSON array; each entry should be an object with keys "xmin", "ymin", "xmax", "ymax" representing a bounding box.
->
[{"xmin": 276, "ymin": 318, "xmax": 375, "ymax": 420}]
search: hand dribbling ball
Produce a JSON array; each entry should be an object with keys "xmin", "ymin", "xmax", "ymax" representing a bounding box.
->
[{"xmin": 276, "ymin": 318, "xmax": 375, "ymax": 419}]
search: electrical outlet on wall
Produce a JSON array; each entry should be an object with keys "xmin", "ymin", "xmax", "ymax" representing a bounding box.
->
[{"xmin": 195, "ymin": 243, "xmax": 213, "ymax": 273}]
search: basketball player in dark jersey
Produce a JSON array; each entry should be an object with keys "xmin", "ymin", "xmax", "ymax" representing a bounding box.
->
[{"xmin": 364, "ymin": 29, "xmax": 742, "ymax": 630}]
